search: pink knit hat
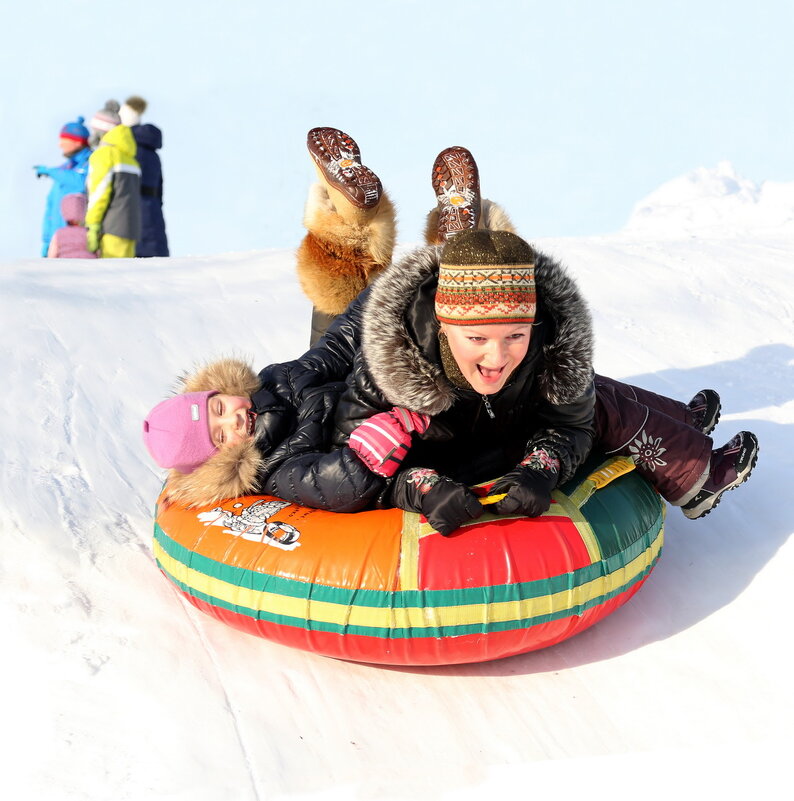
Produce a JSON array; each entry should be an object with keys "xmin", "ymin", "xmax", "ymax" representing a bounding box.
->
[{"xmin": 142, "ymin": 391, "xmax": 219, "ymax": 473}]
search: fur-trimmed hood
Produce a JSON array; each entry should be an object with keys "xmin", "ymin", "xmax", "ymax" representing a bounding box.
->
[
  {"xmin": 161, "ymin": 358, "xmax": 268, "ymax": 509},
  {"xmin": 360, "ymin": 243, "xmax": 594, "ymax": 415}
]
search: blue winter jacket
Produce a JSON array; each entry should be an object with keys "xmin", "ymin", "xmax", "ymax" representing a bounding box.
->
[
  {"xmin": 131, "ymin": 124, "xmax": 169, "ymax": 257},
  {"xmin": 39, "ymin": 146, "xmax": 91, "ymax": 256}
]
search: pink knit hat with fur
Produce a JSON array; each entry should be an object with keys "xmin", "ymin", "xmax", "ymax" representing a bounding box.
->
[{"xmin": 143, "ymin": 391, "xmax": 218, "ymax": 473}]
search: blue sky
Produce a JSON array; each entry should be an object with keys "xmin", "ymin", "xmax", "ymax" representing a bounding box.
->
[{"xmin": 3, "ymin": 0, "xmax": 792, "ymax": 259}]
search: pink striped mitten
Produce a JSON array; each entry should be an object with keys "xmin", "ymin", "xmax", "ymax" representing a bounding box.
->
[{"xmin": 348, "ymin": 408, "xmax": 430, "ymax": 477}]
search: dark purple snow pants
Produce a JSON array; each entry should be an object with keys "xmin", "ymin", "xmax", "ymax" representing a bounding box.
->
[{"xmin": 594, "ymin": 375, "xmax": 712, "ymax": 504}]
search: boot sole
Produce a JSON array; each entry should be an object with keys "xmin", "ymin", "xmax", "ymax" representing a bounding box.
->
[
  {"xmin": 307, "ymin": 127, "xmax": 382, "ymax": 208},
  {"xmin": 432, "ymin": 146, "xmax": 481, "ymax": 239},
  {"xmin": 682, "ymin": 433, "xmax": 759, "ymax": 519}
]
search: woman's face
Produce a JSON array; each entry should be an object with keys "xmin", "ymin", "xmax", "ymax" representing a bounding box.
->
[
  {"xmin": 441, "ymin": 322, "xmax": 533, "ymax": 395},
  {"xmin": 207, "ymin": 394, "xmax": 256, "ymax": 449}
]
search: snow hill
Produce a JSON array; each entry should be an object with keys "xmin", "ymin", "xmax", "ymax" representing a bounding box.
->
[
  {"xmin": 624, "ymin": 161, "xmax": 794, "ymax": 236},
  {"xmin": 3, "ymin": 168, "xmax": 794, "ymax": 800}
]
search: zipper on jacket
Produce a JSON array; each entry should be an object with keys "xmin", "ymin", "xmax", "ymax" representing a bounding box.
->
[{"xmin": 481, "ymin": 394, "xmax": 495, "ymax": 419}]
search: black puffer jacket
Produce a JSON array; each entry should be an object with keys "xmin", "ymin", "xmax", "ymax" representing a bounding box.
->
[
  {"xmin": 331, "ymin": 245, "xmax": 596, "ymax": 500},
  {"xmin": 254, "ymin": 383, "xmax": 386, "ymax": 512},
  {"xmin": 164, "ymin": 300, "xmax": 384, "ymax": 511}
]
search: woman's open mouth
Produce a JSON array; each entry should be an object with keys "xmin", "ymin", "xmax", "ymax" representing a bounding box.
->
[
  {"xmin": 246, "ymin": 409, "xmax": 257, "ymax": 436},
  {"xmin": 477, "ymin": 365, "xmax": 505, "ymax": 383}
]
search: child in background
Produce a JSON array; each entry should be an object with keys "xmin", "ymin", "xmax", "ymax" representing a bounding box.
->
[
  {"xmin": 47, "ymin": 193, "xmax": 97, "ymax": 259},
  {"xmin": 34, "ymin": 116, "xmax": 91, "ymax": 257}
]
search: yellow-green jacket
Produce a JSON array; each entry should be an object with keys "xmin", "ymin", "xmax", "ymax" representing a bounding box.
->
[{"xmin": 86, "ymin": 125, "xmax": 142, "ymax": 240}]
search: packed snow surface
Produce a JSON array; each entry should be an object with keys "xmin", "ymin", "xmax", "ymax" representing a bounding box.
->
[{"xmin": 3, "ymin": 169, "xmax": 793, "ymax": 800}]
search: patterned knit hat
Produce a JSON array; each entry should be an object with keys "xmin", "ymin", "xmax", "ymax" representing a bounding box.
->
[
  {"xmin": 89, "ymin": 99, "xmax": 121, "ymax": 133},
  {"xmin": 435, "ymin": 230, "xmax": 537, "ymax": 326},
  {"xmin": 142, "ymin": 390, "xmax": 219, "ymax": 473},
  {"xmin": 60, "ymin": 116, "xmax": 89, "ymax": 145}
]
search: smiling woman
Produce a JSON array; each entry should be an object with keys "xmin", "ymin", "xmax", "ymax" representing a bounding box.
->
[{"xmin": 330, "ymin": 226, "xmax": 596, "ymax": 532}]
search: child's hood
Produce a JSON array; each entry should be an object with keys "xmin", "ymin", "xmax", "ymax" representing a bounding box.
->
[
  {"xmin": 132, "ymin": 123, "xmax": 162, "ymax": 150},
  {"xmin": 60, "ymin": 193, "xmax": 87, "ymax": 225},
  {"xmin": 179, "ymin": 358, "xmax": 261, "ymax": 397}
]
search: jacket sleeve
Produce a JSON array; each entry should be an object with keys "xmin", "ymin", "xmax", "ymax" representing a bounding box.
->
[
  {"xmin": 85, "ymin": 150, "xmax": 113, "ymax": 228},
  {"xmin": 524, "ymin": 379, "xmax": 596, "ymax": 484},
  {"xmin": 258, "ymin": 286, "xmax": 369, "ymax": 405},
  {"xmin": 263, "ymin": 447, "xmax": 387, "ymax": 512},
  {"xmin": 52, "ymin": 164, "xmax": 88, "ymax": 194},
  {"xmin": 331, "ymin": 353, "xmax": 394, "ymax": 446},
  {"xmin": 259, "ymin": 383, "xmax": 388, "ymax": 512}
]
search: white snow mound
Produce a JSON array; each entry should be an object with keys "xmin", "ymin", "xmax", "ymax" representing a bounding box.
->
[{"xmin": 623, "ymin": 161, "xmax": 794, "ymax": 236}]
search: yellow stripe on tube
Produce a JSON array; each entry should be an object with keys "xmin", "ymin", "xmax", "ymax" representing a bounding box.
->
[{"xmin": 153, "ymin": 530, "xmax": 662, "ymax": 633}]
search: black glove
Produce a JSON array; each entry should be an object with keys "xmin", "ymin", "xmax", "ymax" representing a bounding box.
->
[
  {"xmin": 393, "ymin": 468, "xmax": 484, "ymax": 536},
  {"xmin": 491, "ymin": 448, "xmax": 561, "ymax": 517}
]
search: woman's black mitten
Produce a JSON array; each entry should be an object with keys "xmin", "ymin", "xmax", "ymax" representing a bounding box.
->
[
  {"xmin": 393, "ymin": 468, "xmax": 484, "ymax": 536},
  {"xmin": 422, "ymin": 477, "xmax": 485, "ymax": 536},
  {"xmin": 492, "ymin": 447, "xmax": 561, "ymax": 518}
]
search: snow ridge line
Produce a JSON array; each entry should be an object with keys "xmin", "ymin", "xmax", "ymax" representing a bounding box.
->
[{"xmin": 181, "ymin": 596, "xmax": 264, "ymax": 801}]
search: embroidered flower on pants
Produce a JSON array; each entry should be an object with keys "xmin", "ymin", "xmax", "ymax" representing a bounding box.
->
[{"xmin": 629, "ymin": 430, "xmax": 668, "ymax": 471}]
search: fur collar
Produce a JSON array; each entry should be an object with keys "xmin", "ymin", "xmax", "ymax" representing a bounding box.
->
[
  {"xmin": 162, "ymin": 358, "xmax": 265, "ymax": 509},
  {"xmin": 360, "ymin": 244, "xmax": 593, "ymax": 415}
]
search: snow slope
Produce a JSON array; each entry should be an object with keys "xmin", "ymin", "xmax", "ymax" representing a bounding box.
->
[{"xmin": 3, "ymin": 173, "xmax": 794, "ymax": 799}]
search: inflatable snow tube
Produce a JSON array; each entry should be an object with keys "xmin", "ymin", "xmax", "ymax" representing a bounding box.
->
[{"xmin": 152, "ymin": 454, "xmax": 664, "ymax": 665}]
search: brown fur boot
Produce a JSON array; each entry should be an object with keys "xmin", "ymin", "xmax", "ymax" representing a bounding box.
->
[
  {"xmin": 423, "ymin": 198, "xmax": 517, "ymax": 245},
  {"xmin": 296, "ymin": 182, "xmax": 397, "ymax": 315}
]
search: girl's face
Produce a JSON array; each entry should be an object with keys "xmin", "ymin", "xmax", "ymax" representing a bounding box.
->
[
  {"xmin": 441, "ymin": 322, "xmax": 533, "ymax": 395},
  {"xmin": 207, "ymin": 394, "xmax": 256, "ymax": 449}
]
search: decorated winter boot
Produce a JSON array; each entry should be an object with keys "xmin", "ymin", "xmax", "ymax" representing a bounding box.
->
[
  {"xmin": 430, "ymin": 146, "xmax": 481, "ymax": 241},
  {"xmin": 307, "ymin": 127, "xmax": 382, "ymax": 216},
  {"xmin": 681, "ymin": 431, "xmax": 759, "ymax": 519},
  {"xmin": 424, "ymin": 147, "xmax": 518, "ymax": 245}
]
